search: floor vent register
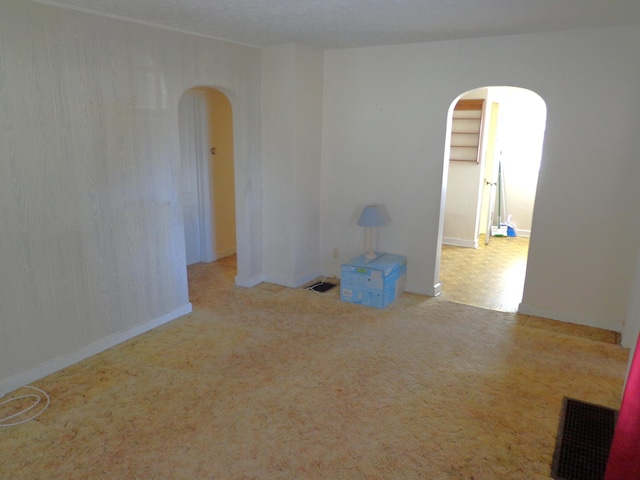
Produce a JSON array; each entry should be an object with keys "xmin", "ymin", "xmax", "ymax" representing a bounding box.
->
[{"xmin": 551, "ymin": 397, "xmax": 618, "ymax": 480}]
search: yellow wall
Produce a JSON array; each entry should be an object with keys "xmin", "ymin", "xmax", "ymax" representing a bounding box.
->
[{"xmin": 195, "ymin": 87, "xmax": 237, "ymax": 258}]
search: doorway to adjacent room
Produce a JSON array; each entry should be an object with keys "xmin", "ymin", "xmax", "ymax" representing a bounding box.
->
[
  {"xmin": 439, "ymin": 86, "xmax": 546, "ymax": 312},
  {"xmin": 178, "ymin": 87, "xmax": 237, "ymax": 268}
]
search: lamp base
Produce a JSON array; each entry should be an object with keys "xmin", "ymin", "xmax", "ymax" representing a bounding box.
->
[{"xmin": 365, "ymin": 227, "xmax": 377, "ymax": 261}]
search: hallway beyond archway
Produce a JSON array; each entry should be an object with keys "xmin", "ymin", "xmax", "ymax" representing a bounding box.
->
[
  {"xmin": 178, "ymin": 86, "xmax": 237, "ymax": 268},
  {"xmin": 438, "ymin": 86, "xmax": 546, "ymax": 313}
]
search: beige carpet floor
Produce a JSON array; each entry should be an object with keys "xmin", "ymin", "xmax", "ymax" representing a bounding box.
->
[{"xmin": 0, "ymin": 257, "xmax": 628, "ymax": 479}]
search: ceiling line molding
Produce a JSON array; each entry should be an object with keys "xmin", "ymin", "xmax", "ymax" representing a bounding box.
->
[{"xmin": 29, "ymin": 0, "xmax": 258, "ymax": 48}]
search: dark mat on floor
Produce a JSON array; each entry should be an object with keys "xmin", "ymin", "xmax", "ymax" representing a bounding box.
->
[
  {"xmin": 308, "ymin": 282, "xmax": 337, "ymax": 293},
  {"xmin": 551, "ymin": 397, "xmax": 618, "ymax": 480}
]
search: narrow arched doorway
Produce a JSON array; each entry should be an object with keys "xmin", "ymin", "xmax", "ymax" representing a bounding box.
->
[
  {"xmin": 439, "ymin": 86, "xmax": 546, "ymax": 312},
  {"xmin": 178, "ymin": 87, "xmax": 237, "ymax": 269}
]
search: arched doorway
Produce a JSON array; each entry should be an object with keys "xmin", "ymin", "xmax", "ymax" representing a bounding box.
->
[
  {"xmin": 439, "ymin": 86, "xmax": 547, "ymax": 311},
  {"xmin": 178, "ymin": 87, "xmax": 237, "ymax": 267}
]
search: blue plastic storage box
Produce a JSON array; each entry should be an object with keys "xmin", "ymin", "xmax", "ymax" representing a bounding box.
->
[{"xmin": 340, "ymin": 253, "xmax": 407, "ymax": 308}]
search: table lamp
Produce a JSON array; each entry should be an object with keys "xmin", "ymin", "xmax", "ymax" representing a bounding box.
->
[{"xmin": 357, "ymin": 205, "xmax": 387, "ymax": 260}]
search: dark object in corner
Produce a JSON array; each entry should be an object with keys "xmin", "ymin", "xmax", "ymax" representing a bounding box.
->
[
  {"xmin": 551, "ymin": 397, "xmax": 618, "ymax": 480},
  {"xmin": 308, "ymin": 282, "xmax": 336, "ymax": 293}
]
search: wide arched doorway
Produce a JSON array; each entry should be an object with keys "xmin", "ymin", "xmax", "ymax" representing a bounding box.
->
[{"xmin": 438, "ymin": 86, "xmax": 547, "ymax": 312}]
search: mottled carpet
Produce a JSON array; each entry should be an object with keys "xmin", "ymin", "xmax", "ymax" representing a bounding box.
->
[{"xmin": 0, "ymin": 259, "xmax": 627, "ymax": 479}]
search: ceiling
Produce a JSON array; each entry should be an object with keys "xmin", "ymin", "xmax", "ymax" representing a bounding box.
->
[{"xmin": 37, "ymin": 0, "xmax": 640, "ymax": 49}]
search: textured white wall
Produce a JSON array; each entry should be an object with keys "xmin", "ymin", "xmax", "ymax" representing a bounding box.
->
[
  {"xmin": 321, "ymin": 26, "xmax": 640, "ymax": 330},
  {"xmin": 0, "ymin": 0, "xmax": 262, "ymax": 393},
  {"xmin": 292, "ymin": 45, "xmax": 324, "ymax": 283},
  {"xmin": 261, "ymin": 44, "xmax": 324, "ymax": 287},
  {"xmin": 261, "ymin": 45, "xmax": 298, "ymax": 285}
]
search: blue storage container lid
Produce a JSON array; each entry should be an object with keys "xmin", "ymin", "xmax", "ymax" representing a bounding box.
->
[{"xmin": 342, "ymin": 253, "xmax": 406, "ymax": 276}]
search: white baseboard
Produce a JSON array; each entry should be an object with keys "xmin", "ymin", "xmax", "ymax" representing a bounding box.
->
[
  {"xmin": 215, "ymin": 247, "xmax": 237, "ymax": 259},
  {"xmin": 263, "ymin": 270, "xmax": 321, "ymax": 289},
  {"xmin": 0, "ymin": 303, "xmax": 192, "ymax": 398},
  {"xmin": 516, "ymin": 229, "xmax": 531, "ymax": 238},
  {"xmin": 235, "ymin": 273, "xmax": 265, "ymax": 288},
  {"xmin": 518, "ymin": 303, "xmax": 623, "ymax": 333},
  {"xmin": 443, "ymin": 237, "xmax": 478, "ymax": 248},
  {"xmin": 404, "ymin": 282, "xmax": 440, "ymax": 297}
]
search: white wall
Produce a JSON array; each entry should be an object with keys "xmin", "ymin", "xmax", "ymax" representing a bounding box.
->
[
  {"xmin": 261, "ymin": 44, "xmax": 324, "ymax": 287},
  {"xmin": 444, "ymin": 158, "xmax": 483, "ymax": 246},
  {"xmin": 623, "ymin": 256, "xmax": 640, "ymax": 352},
  {"xmin": 0, "ymin": 0, "xmax": 262, "ymax": 394},
  {"xmin": 518, "ymin": 27, "xmax": 640, "ymax": 333},
  {"xmin": 321, "ymin": 25, "xmax": 640, "ymax": 331},
  {"xmin": 497, "ymin": 88, "xmax": 546, "ymax": 236},
  {"xmin": 619, "ymin": 144, "xmax": 640, "ymax": 351}
]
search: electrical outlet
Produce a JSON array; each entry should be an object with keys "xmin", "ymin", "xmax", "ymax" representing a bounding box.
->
[{"xmin": 333, "ymin": 248, "xmax": 339, "ymax": 259}]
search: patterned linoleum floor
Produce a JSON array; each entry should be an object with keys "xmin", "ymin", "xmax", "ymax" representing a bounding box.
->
[{"xmin": 439, "ymin": 234, "xmax": 529, "ymax": 312}]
